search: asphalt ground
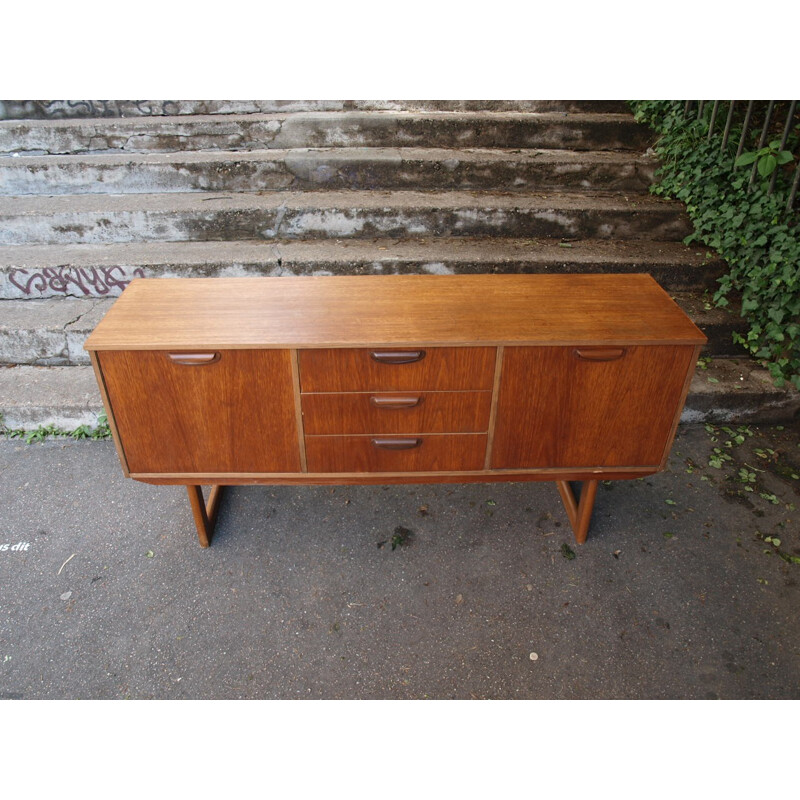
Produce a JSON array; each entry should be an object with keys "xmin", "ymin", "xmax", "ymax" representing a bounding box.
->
[{"xmin": 0, "ymin": 420, "xmax": 798, "ymax": 701}]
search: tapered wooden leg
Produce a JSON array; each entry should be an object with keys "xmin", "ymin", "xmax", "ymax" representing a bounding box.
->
[
  {"xmin": 556, "ymin": 479, "xmax": 599, "ymax": 544},
  {"xmin": 186, "ymin": 485, "xmax": 224, "ymax": 547}
]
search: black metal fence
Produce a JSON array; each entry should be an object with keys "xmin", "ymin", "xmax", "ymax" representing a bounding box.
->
[{"xmin": 682, "ymin": 100, "xmax": 799, "ymax": 213}]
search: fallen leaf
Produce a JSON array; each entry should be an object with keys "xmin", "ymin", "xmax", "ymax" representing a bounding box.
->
[{"xmin": 391, "ymin": 526, "xmax": 413, "ymax": 550}]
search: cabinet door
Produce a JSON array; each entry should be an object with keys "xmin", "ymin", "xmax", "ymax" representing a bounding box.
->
[
  {"xmin": 99, "ymin": 350, "xmax": 301, "ymax": 474},
  {"xmin": 491, "ymin": 345, "xmax": 695, "ymax": 469}
]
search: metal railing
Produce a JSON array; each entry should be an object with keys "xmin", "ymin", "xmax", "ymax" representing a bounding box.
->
[{"xmin": 682, "ymin": 100, "xmax": 799, "ymax": 214}]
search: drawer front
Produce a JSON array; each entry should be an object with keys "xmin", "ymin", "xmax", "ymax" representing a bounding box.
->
[
  {"xmin": 491, "ymin": 344, "xmax": 696, "ymax": 469},
  {"xmin": 299, "ymin": 347, "xmax": 496, "ymax": 392},
  {"xmin": 305, "ymin": 434, "xmax": 487, "ymax": 473},
  {"xmin": 99, "ymin": 349, "xmax": 301, "ymax": 474},
  {"xmin": 302, "ymin": 391, "xmax": 492, "ymax": 435}
]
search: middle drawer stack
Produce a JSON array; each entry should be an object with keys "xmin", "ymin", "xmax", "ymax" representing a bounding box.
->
[{"xmin": 298, "ymin": 347, "xmax": 497, "ymax": 473}]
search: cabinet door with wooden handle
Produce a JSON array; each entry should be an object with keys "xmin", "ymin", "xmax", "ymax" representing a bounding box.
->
[
  {"xmin": 99, "ymin": 350, "xmax": 300, "ymax": 474},
  {"xmin": 491, "ymin": 345, "xmax": 697, "ymax": 469}
]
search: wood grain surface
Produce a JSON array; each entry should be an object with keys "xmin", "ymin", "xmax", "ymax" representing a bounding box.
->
[
  {"xmin": 491, "ymin": 344, "xmax": 697, "ymax": 469},
  {"xmin": 99, "ymin": 349, "xmax": 301, "ymax": 474},
  {"xmin": 299, "ymin": 347, "xmax": 496, "ymax": 392},
  {"xmin": 84, "ymin": 274, "xmax": 707, "ymax": 351},
  {"xmin": 130, "ymin": 466, "xmax": 657, "ymax": 485},
  {"xmin": 301, "ymin": 390, "xmax": 492, "ymax": 434},
  {"xmin": 305, "ymin": 434, "xmax": 488, "ymax": 473}
]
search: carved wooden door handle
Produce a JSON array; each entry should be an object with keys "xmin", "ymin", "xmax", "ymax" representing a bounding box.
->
[
  {"xmin": 370, "ymin": 350, "xmax": 426, "ymax": 365},
  {"xmin": 371, "ymin": 438, "xmax": 422, "ymax": 450},
  {"xmin": 369, "ymin": 395, "xmax": 422, "ymax": 409},
  {"xmin": 167, "ymin": 353, "xmax": 221, "ymax": 365},
  {"xmin": 574, "ymin": 348, "xmax": 626, "ymax": 362}
]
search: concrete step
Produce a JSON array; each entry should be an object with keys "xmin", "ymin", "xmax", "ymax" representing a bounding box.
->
[
  {"xmin": 1, "ymin": 100, "xmax": 632, "ymax": 120},
  {"xmin": 0, "ymin": 364, "xmax": 102, "ymax": 430},
  {"xmin": 671, "ymin": 292, "xmax": 747, "ymax": 356},
  {"xmin": 0, "ymin": 190, "xmax": 691, "ymax": 245},
  {"xmin": 0, "ymin": 290, "xmax": 744, "ymax": 367},
  {"xmin": 2, "ymin": 357, "xmax": 797, "ymax": 432},
  {"xmin": 0, "ymin": 148, "xmax": 658, "ymax": 195},
  {"xmin": 0, "ymin": 239, "xmax": 724, "ymax": 298},
  {"xmin": 0, "ymin": 298, "xmax": 112, "ymax": 365},
  {"xmin": 682, "ymin": 357, "xmax": 800, "ymax": 424},
  {"xmin": 0, "ymin": 111, "xmax": 653, "ymax": 156}
]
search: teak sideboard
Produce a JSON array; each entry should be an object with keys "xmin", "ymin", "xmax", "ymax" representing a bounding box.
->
[{"xmin": 84, "ymin": 274, "xmax": 706, "ymax": 547}]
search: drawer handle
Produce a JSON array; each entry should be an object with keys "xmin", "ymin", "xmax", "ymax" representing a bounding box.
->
[
  {"xmin": 167, "ymin": 352, "xmax": 221, "ymax": 366},
  {"xmin": 372, "ymin": 437, "xmax": 422, "ymax": 450},
  {"xmin": 574, "ymin": 348, "xmax": 626, "ymax": 362},
  {"xmin": 370, "ymin": 395, "xmax": 422, "ymax": 409},
  {"xmin": 370, "ymin": 350, "xmax": 426, "ymax": 365}
]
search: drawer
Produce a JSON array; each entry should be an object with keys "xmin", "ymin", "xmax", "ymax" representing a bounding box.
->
[
  {"xmin": 305, "ymin": 434, "xmax": 487, "ymax": 473},
  {"xmin": 301, "ymin": 390, "xmax": 492, "ymax": 435},
  {"xmin": 299, "ymin": 347, "xmax": 496, "ymax": 392}
]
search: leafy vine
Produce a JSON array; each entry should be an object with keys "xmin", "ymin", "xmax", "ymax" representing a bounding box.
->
[{"xmin": 630, "ymin": 101, "xmax": 800, "ymax": 390}]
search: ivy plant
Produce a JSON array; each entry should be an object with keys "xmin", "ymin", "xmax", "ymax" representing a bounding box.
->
[{"xmin": 630, "ymin": 101, "xmax": 800, "ymax": 390}]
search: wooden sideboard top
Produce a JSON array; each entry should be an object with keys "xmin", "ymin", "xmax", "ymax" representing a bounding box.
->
[{"xmin": 84, "ymin": 274, "xmax": 707, "ymax": 351}]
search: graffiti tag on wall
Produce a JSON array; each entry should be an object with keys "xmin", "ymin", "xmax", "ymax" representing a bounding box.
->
[
  {"xmin": 6, "ymin": 266, "xmax": 146, "ymax": 297},
  {"xmin": 0, "ymin": 100, "xmax": 182, "ymax": 120}
]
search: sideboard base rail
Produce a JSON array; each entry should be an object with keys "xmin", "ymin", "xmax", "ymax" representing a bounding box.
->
[{"xmin": 182, "ymin": 480, "xmax": 600, "ymax": 548}]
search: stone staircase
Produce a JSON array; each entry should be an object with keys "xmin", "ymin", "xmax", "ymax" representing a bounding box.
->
[{"xmin": 1, "ymin": 99, "xmax": 798, "ymax": 431}]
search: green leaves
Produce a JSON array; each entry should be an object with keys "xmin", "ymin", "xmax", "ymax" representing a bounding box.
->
[
  {"xmin": 709, "ymin": 448, "xmax": 733, "ymax": 469},
  {"xmin": 759, "ymin": 154, "xmax": 777, "ymax": 177},
  {"xmin": 734, "ymin": 151, "xmax": 758, "ymax": 168},
  {"xmin": 390, "ymin": 525, "xmax": 413, "ymax": 551},
  {"xmin": 1, "ymin": 413, "xmax": 111, "ymax": 443},
  {"xmin": 734, "ymin": 141, "xmax": 794, "ymax": 178},
  {"xmin": 630, "ymin": 101, "xmax": 800, "ymax": 390}
]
